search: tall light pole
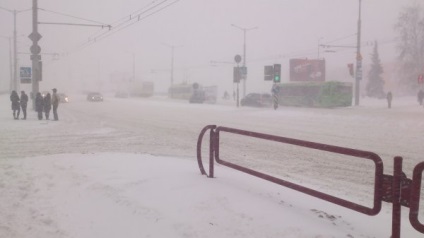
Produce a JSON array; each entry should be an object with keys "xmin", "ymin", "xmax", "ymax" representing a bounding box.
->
[
  {"xmin": 162, "ymin": 43, "xmax": 183, "ymax": 86},
  {"xmin": 355, "ymin": 0, "xmax": 362, "ymax": 106},
  {"xmin": 0, "ymin": 7, "xmax": 30, "ymax": 92},
  {"xmin": 132, "ymin": 53, "xmax": 135, "ymax": 82},
  {"xmin": 231, "ymin": 24, "xmax": 258, "ymax": 97},
  {"xmin": 317, "ymin": 37, "xmax": 323, "ymax": 59},
  {"xmin": 0, "ymin": 35, "xmax": 13, "ymax": 91}
]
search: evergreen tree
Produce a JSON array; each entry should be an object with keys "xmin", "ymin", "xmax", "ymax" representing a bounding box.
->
[{"xmin": 366, "ymin": 41, "xmax": 385, "ymax": 98}]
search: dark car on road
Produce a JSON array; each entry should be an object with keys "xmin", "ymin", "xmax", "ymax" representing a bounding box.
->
[
  {"xmin": 87, "ymin": 92, "xmax": 103, "ymax": 102},
  {"xmin": 240, "ymin": 93, "xmax": 272, "ymax": 107}
]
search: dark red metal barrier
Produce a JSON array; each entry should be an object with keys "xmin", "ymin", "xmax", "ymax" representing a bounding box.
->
[
  {"xmin": 196, "ymin": 125, "xmax": 424, "ymax": 238},
  {"xmin": 410, "ymin": 161, "xmax": 424, "ymax": 233},
  {"xmin": 196, "ymin": 125, "xmax": 216, "ymax": 177},
  {"xmin": 214, "ymin": 126, "xmax": 383, "ymax": 216}
]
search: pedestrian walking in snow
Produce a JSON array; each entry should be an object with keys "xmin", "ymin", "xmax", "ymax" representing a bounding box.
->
[
  {"xmin": 43, "ymin": 92, "xmax": 52, "ymax": 120},
  {"xmin": 386, "ymin": 91, "xmax": 393, "ymax": 109},
  {"xmin": 417, "ymin": 89, "xmax": 424, "ymax": 106},
  {"xmin": 20, "ymin": 91, "xmax": 28, "ymax": 120},
  {"xmin": 51, "ymin": 88, "xmax": 60, "ymax": 121},
  {"xmin": 35, "ymin": 92, "xmax": 44, "ymax": 120},
  {"xmin": 10, "ymin": 90, "xmax": 20, "ymax": 120}
]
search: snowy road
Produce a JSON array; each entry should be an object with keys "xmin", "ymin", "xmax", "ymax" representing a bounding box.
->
[
  {"xmin": 1, "ymin": 93, "xmax": 424, "ymax": 237},
  {"xmin": 2, "ymin": 94, "xmax": 424, "ymax": 201},
  {"xmin": 2, "ymin": 94, "xmax": 423, "ymax": 164}
]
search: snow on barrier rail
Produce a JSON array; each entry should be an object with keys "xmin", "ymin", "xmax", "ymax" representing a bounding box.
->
[{"xmin": 196, "ymin": 125, "xmax": 424, "ymax": 238}]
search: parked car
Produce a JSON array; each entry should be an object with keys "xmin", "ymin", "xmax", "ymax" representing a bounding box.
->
[
  {"xmin": 240, "ymin": 93, "xmax": 272, "ymax": 107},
  {"xmin": 87, "ymin": 92, "xmax": 103, "ymax": 102},
  {"xmin": 58, "ymin": 93, "xmax": 69, "ymax": 103},
  {"xmin": 189, "ymin": 89, "xmax": 205, "ymax": 103}
]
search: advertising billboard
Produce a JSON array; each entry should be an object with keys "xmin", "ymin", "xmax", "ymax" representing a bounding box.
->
[{"xmin": 289, "ymin": 59, "xmax": 325, "ymax": 82}]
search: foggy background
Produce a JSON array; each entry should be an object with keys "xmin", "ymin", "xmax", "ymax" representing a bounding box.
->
[{"xmin": 0, "ymin": 0, "xmax": 415, "ymax": 96}]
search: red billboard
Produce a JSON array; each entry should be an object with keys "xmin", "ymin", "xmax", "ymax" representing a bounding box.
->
[{"xmin": 289, "ymin": 59, "xmax": 326, "ymax": 82}]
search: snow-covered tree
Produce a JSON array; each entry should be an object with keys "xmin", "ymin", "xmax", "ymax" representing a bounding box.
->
[
  {"xmin": 366, "ymin": 41, "xmax": 385, "ymax": 98},
  {"xmin": 395, "ymin": 3, "xmax": 424, "ymax": 94}
]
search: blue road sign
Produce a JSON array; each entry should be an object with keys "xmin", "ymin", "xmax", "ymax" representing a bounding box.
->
[{"xmin": 20, "ymin": 67, "xmax": 32, "ymax": 78}]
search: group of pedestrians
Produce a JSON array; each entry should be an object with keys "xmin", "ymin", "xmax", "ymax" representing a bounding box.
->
[{"xmin": 10, "ymin": 88, "xmax": 59, "ymax": 121}]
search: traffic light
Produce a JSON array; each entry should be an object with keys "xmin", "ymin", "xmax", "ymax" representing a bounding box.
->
[
  {"xmin": 347, "ymin": 63, "xmax": 354, "ymax": 77},
  {"xmin": 264, "ymin": 65, "xmax": 273, "ymax": 81},
  {"xmin": 273, "ymin": 64, "xmax": 281, "ymax": 83}
]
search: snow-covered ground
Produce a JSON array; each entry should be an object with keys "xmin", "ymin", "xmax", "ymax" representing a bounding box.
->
[{"xmin": 1, "ymin": 93, "xmax": 423, "ymax": 237}]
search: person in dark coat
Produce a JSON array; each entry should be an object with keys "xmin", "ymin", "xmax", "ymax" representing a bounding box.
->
[
  {"xmin": 10, "ymin": 90, "xmax": 20, "ymax": 120},
  {"xmin": 35, "ymin": 92, "xmax": 44, "ymax": 120},
  {"xmin": 51, "ymin": 88, "xmax": 60, "ymax": 121},
  {"xmin": 43, "ymin": 92, "xmax": 52, "ymax": 120},
  {"xmin": 20, "ymin": 91, "xmax": 28, "ymax": 120},
  {"xmin": 386, "ymin": 91, "xmax": 393, "ymax": 109},
  {"xmin": 417, "ymin": 89, "xmax": 424, "ymax": 106}
]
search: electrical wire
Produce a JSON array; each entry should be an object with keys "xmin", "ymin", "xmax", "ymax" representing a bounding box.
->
[
  {"xmin": 73, "ymin": 0, "xmax": 180, "ymax": 53},
  {"xmin": 83, "ymin": 0, "xmax": 171, "ymax": 45},
  {"xmin": 38, "ymin": 8, "xmax": 109, "ymax": 25}
]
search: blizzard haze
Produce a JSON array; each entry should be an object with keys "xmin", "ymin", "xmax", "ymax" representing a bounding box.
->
[
  {"xmin": 0, "ymin": 0, "xmax": 417, "ymax": 94},
  {"xmin": 1, "ymin": 1, "xmax": 424, "ymax": 237}
]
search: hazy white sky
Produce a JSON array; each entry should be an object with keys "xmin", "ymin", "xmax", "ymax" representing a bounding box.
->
[{"xmin": 0, "ymin": 0, "xmax": 417, "ymax": 94}]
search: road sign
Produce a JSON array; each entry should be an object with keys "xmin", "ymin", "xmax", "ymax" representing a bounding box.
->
[
  {"xmin": 28, "ymin": 32, "xmax": 42, "ymax": 42},
  {"xmin": 20, "ymin": 67, "xmax": 31, "ymax": 78},
  {"xmin": 30, "ymin": 44, "xmax": 41, "ymax": 55},
  {"xmin": 20, "ymin": 67, "xmax": 32, "ymax": 84},
  {"xmin": 20, "ymin": 78, "xmax": 31, "ymax": 84},
  {"xmin": 30, "ymin": 54, "xmax": 41, "ymax": 60},
  {"xmin": 234, "ymin": 55, "xmax": 242, "ymax": 64}
]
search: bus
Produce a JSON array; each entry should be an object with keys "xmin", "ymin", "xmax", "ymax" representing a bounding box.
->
[
  {"xmin": 275, "ymin": 81, "xmax": 352, "ymax": 108},
  {"xmin": 169, "ymin": 83, "xmax": 218, "ymax": 103},
  {"xmin": 168, "ymin": 83, "xmax": 193, "ymax": 100}
]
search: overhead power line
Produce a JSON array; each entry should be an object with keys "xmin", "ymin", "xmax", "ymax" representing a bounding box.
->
[
  {"xmin": 38, "ymin": 8, "xmax": 109, "ymax": 25},
  {"xmin": 75, "ymin": 0, "xmax": 180, "ymax": 52}
]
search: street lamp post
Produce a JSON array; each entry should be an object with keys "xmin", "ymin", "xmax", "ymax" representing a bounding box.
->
[
  {"xmin": 231, "ymin": 24, "xmax": 258, "ymax": 98},
  {"xmin": 13, "ymin": 10, "xmax": 18, "ymax": 92},
  {"xmin": 0, "ymin": 35, "xmax": 13, "ymax": 91},
  {"xmin": 355, "ymin": 0, "xmax": 362, "ymax": 106},
  {"xmin": 162, "ymin": 43, "xmax": 182, "ymax": 87},
  {"xmin": 0, "ymin": 7, "xmax": 30, "ymax": 92}
]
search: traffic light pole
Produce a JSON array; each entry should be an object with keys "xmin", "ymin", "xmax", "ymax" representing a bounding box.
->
[
  {"xmin": 231, "ymin": 24, "xmax": 257, "ymax": 98},
  {"xmin": 237, "ymin": 64, "xmax": 240, "ymax": 107},
  {"xmin": 354, "ymin": 0, "xmax": 362, "ymax": 106},
  {"xmin": 30, "ymin": 0, "xmax": 41, "ymax": 110}
]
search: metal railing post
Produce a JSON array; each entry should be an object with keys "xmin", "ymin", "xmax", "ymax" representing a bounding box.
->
[{"xmin": 392, "ymin": 156, "xmax": 403, "ymax": 238}]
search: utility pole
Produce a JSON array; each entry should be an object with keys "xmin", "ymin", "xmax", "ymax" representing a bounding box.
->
[
  {"xmin": 30, "ymin": 0, "xmax": 41, "ymax": 109},
  {"xmin": 162, "ymin": 43, "xmax": 182, "ymax": 90},
  {"xmin": 355, "ymin": 0, "xmax": 362, "ymax": 106},
  {"xmin": 231, "ymin": 24, "xmax": 258, "ymax": 98}
]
